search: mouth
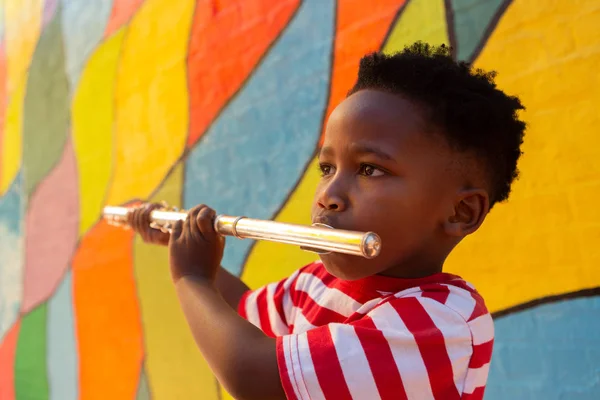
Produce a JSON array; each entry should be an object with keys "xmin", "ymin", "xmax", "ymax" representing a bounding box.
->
[{"xmin": 312, "ymin": 215, "xmax": 336, "ymax": 228}]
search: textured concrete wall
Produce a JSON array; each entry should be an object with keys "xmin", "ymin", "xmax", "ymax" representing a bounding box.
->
[{"xmin": 0, "ymin": 0, "xmax": 599, "ymax": 399}]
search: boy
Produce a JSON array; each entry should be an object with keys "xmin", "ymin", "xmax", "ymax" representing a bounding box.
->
[{"xmin": 130, "ymin": 42, "xmax": 526, "ymax": 399}]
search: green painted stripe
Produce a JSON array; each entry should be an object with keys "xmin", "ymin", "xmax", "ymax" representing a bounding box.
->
[
  {"xmin": 136, "ymin": 365, "xmax": 152, "ymax": 400},
  {"xmin": 15, "ymin": 303, "xmax": 49, "ymax": 400}
]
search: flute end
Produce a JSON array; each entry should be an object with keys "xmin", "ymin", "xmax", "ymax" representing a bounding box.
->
[{"xmin": 362, "ymin": 233, "xmax": 381, "ymax": 259}]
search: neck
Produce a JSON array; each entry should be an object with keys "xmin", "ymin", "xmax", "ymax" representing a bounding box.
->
[{"xmin": 377, "ymin": 253, "xmax": 446, "ymax": 279}]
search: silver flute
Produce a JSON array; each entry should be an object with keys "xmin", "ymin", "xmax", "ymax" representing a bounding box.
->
[{"xmin": 103, "ymin": 204, "xmax": 382, "ymax": 259}]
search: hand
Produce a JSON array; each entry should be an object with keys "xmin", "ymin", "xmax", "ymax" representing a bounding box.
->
[
  {"xmin": 128, "ymin": 202, "xmax": 170, "ymax": 246},
  {"xmin": 169, "ymin": 204, "xmax": 225, "ymax": 283}
]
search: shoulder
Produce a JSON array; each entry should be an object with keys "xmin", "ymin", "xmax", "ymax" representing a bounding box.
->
[{"xmin": 387, "ymin": 278, "xmax": 494, "ymax": 345}]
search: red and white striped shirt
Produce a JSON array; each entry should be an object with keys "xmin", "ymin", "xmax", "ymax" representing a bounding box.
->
[{"xmin": 238, "ymin": 261, "xmax": 494, "ymax": 400}]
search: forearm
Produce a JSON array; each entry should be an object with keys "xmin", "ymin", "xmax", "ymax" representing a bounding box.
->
[
  {"xmin": 215, "ymin": 266, "xmax": 250, "ymax": 310},
  {"xmin": 174, "ymin": 276, "xmax": 285, "ymax": 400}
]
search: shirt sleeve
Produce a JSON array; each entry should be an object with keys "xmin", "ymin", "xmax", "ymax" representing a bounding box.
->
[
  {"xmin": 276, "ymin": 296, "xmax": 487, "ymax": 400},
  {"xmin": 237, "ymin": 268, "xmax": 302, "ymax": 337}
]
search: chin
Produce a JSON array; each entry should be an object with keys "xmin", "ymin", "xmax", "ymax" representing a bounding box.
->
[{"xmin": 319, "ymin": 253, "xmax": 372, "ymax": 281}]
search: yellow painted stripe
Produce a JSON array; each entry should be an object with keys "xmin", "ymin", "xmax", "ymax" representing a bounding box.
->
[
  {"xmin": 0, "ymin": 77, "xmax": 24, "ymax": 194},
  {"xmin": 133, "ymin": 163, "xmax": 220, "ymax": 400},
  {"xmin": 447, "ymin": 0, "xmax": 600, "ymax": 312},
  {"xmin": 106, "ymin": 0, "xmax": 194, "ymax": 205},
  {"xmin": 382, "ymin": 0, "xmax": 448, "ymax": 54},
  {"xmin": 72, "ymin": 28, "xmax": 126, "ymax": 235},
  {"xmin": 5, "ymin": 0, "xmax": 42, "ymax": 94}
]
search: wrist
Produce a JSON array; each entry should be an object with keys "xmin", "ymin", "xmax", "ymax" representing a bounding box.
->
[{"xmin": 172, "ymin": 271, "xmax": 216, "ymax": 287}]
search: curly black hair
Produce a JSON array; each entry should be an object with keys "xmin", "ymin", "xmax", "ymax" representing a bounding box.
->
[{"xmin": 348, "ymin": 41, "xmax": 526, "ymax": 208}]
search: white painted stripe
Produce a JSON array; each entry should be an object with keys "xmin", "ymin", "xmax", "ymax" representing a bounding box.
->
[
  {"xmin": 442, "ymin": 284, "xmax": 477, "ymax": 322},
  {"xmin": 418, "ymin": 298, "xmax": 473, "ymax": 394},
  {"xmin": 371, "ymin": 302, "xmax": 435, "ymax": 400},
  {"xmin": 266, "ymin": 282, "xmax": 288, "ymax": 336},
  {"xmin": 468, "ymin": 314, "xmax": 494, "ymax": 345},
  {"xmin": 393, "ymin": 286, "xmax": 425, "ymax": 299},
  {"xmin": 331, "ymin": 324, "xmax": 381, "ymax": 400},
  {"xmin": 282, "ymin": 287, "xmax": 294, "ymax": 325},
  {"xmin": 294, "ymin": 272, "xmax": 363, "ymax": 316},
  {"xmin": 245, "ymin": 287, "xmax": 264, "ymax": 329},
  {"xmin": 284, "ymin": 269, "xmax": 302, "ymax": 292},
  {"xmin": 296, "ymin": 333, "xmax": 326, "ymax": 400},
  {"xmin": 355, "ymin": 296, "xmax": 385, "ymax": 314},
  {"xmin": 462, "ymin": 363, "xmax": 490, "ymax": 394},
  {"xmin": 291, "ymin": 307, "xmax": 317, "ymax": 333},
  {"xmin": 282, "ymin": 335, "xmax": 304, "ymax": 400}
]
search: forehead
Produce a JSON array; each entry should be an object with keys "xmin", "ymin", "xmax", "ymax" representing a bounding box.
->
[{"xmin": 323, "ymin": 89, "xmax": 445, "ymax": 159}]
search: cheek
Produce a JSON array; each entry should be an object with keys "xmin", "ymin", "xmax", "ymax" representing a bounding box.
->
[{"xmin": 353, "ymin": 182, "xmax": 435, "ymax": 233}]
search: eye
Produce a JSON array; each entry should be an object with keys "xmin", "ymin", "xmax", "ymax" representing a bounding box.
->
[
  {"xmin": 359, "ymin": 164, "xmax": 385, "ymax": 177},
  {"xmin": 318, "ymin": 163, "xmax": 335, "ymax": 177}
]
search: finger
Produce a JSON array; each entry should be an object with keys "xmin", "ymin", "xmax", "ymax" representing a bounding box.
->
[
  {"xmin": 142, "ymin": 203, "xmax": 161, "ymax": 226},
  {"xmin": 197, "ymin": 206, "xmax": 218, "ymax": 240},
  {"xmin": 185, "ymin": 206, "xmax": 201, "ymax": 238},
  {"xmin": 189, "ymin": 204, "xmax": 207, "ymax": 240},
  {"xmin": 137, "ymin": 204, "xmax": 154, "ymax": 239},
  {"xmin": 171, "ymin": 219, "xmax": 183, "ymax": 240},
  {"xmin": 148, "ymin": 225, "xmax": 170, "ymax": 243},
  {"xmin": 127, "ymin": 205, "xmax": 141, "ymax": 227},
  {"xmin": 132, "ymin": 205, "xmax": 145, "ymax": 233}
]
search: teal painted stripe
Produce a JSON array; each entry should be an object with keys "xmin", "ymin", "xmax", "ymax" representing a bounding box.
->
[
  {"xmin": 449, "ymin": 0, "xmax": 507, "ymax": 61},
  {"xmin": 47, "ymin": 270, "xmax": 78, "ymax": 400}
]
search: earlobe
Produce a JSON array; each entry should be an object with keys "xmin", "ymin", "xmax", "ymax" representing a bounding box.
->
[{"xmin": 444, "ymin": 189, "xmax": 489, "ymax": 237}]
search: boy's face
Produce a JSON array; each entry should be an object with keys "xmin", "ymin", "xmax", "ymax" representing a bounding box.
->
[{"xmin": 312, "ymin": 89, "xmax": 471, "ymax": 280}]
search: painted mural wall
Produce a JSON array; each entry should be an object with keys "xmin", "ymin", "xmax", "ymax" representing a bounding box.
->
[{"xmin": 0, "ymin": 0, "xmax": 598, "ymax": 399}]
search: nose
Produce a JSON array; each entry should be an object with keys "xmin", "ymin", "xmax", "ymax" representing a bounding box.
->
[{"xmin": 316, "ymin": 179, "xmax": 348, "ymax": 212}]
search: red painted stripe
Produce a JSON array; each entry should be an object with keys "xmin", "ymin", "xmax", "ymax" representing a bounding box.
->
[
  {"xmin": 276, "ymin": 337, "xmax": 298, "ymax": 400},
  {"xmin": 289, "ymin": 284, "xmax": 348, "ymax": 326},
  {"xmin": 468, "ymin": 297, "xmax": 489, "ymax": 322},
  {"xmin": 391, "ymin": 298, "xmax": 461, "ymax": 400},
  {"xmin": 470, "ymin": 340, "xmax": 494, "ymax": 369},
  {"xmin": 237, "ymin": 289, "xmax": 251, "ymax": 319},
  {"xmin": 354, "ymin": 318, "xmax": 408, "ymax": 400},
  {"xmin": 462, "ymin": 385, "xmax": 486, "ymax": 400},
  {"xmin": 420, "ymin": 284, "xmax": 450, "ymax": 304},
  {"xmin": 186, "ymin": 0, "xmax": 300, "ymax": 146},
  {"xmin": 271, "ymin": 279, "xmax": 289, "ymax": 328},
  {"xmin": 256, "ymin": 288, "xmax": 275, "ymax": 338},
  {"xmin": 0, "ymin": 320, "xmax": 20, "ymax": 400},
  {"xmin": 308, "ymin": 327, "xmax": 353, "ymax": 400}
]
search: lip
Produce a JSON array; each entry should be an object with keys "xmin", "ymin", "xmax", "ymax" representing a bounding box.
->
[
  {"xmin": 312, "ymin": 215, "xmax": 334, "ymax": 227},
  {"xmin": 312, "ymin": 215, "xmax": 347, "ymax": 230}
]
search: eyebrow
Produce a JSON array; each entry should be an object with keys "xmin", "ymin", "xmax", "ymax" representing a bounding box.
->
[{"xmin": 319, "ymin": 144, "xmax": 397, "ymax": 163}]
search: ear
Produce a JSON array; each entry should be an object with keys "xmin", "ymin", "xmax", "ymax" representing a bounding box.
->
[{"xmin": 444, "ymin": 188, "xmax": 490, "ymax": 237}]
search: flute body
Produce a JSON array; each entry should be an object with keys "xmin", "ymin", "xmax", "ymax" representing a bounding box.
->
[{"xmin": 103, "ymin": 205, "xmax": 381, "ymax": 259}]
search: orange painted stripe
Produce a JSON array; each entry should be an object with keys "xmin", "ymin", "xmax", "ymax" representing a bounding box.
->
[
  {"xmin": 104, "ymin": 0, "xmax": 146, "ymax": 37},
  {"xmin": 72, "ymin": 220, "xmax": 143, "ymax": 400},
  {"xmin": 186, "ymin": 0, "xmax": 300, "ymax": 147},
  {"xmin": 0, "ymin": 320, "xmax": 20, "ymax": 400},
  {"xmin": 318, "ymin": 0, "xmax": 406, "ymax": 146}
]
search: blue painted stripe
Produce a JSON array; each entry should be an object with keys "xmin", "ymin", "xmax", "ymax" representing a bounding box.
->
[
  {"xmin": 183, "ymin": 0, "xmax": 335, "ymax": 276},
  {"xmin": 486, "ymin": 296, "xmax": 600, "ymax": 399},
  {"xmin": 60, "ymin": 0, "xmax": 114, "ymax": 87},
  {"xmin": 0, "ymin": 172, "xmax": 23, "ymax": 341},
  {"xmin": 0, "ymin": 171, "xmax": 22, "ymax": 232},
  {"xmin": 46, "ymin": 270, "xmax": 78, "ymax": 400}
]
